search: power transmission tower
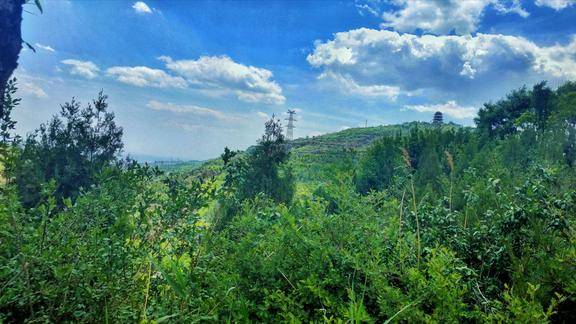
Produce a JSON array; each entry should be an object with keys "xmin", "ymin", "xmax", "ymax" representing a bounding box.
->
[{"xmin": 285, "ymin": 110, "xmax": 297, "ymax": 141}]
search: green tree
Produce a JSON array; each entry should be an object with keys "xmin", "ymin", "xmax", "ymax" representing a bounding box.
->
[
  {"xmin": 15, "ymin": 91, "xmax": 123, "ymax": 207},
  {"xmin": 224, "ymin": 115, "xmax": 294, "ymax": 204},
  {"xmin": 475, "ymin": 86, "xmax": 531, "ymax": 138},
  {"xmin": 0, "ymin": 0, "xmax": 24, "ymax": 106},
  {"xmin": 553, "ymin": 91, "xmax": 576, "ymax": 128},
  {"xmin": 221, "ymin": 146, "xmax": 237, "ymax": 166},
  {"xmin": 531, "ymin": 81, "xmax": 554, "ymax": 131},
  {"xmin": 0, "ymin": 78, "xmax": 20, "ymax": 145},
  {"xmin": 355, "ymin": 137, "xmax": 400, "ymax": 194}
]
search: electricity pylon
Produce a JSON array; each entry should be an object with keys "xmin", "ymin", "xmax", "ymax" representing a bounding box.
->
[{"xmin": 285, "ymin": 109, "xmax": 297, "ymax": 141}]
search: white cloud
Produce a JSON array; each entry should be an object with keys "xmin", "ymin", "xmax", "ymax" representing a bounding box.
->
[
  {"xmin": 166, "ymin": 121, "xmax": 233, "ymax": 133},
  {"xmin": 256, "ymin": 111, "xmax": 269, "ymax": 119},
  {"xmin": 12, "ymin": 72, "xmax": 54, "ymax": 99},
  {"xmin": 319, "ymin": 71, "xmax": 401, "ymax": 100},
  {"xmin": 308, "ymin": 29, "xmax": 576, "ymax": 101},
  {"xmin": 35, "ymin": 43, "xmax": 55, "ymax": 53},
  {"xmin": 382, "ymin": 0, "xmax": 489, "ymax": 35},
  {"xmin": 404, "ymin": 100, "xmax": 477, "ymax": 119},
  {"xmin": 146, "ymin": 100, "xmax": 232, "ymax": 121},
  {"xmin": 159, "ymin": 55, "xmax": 285, "ymax": 105},
  {"xmin": 61, "ymin": 59, "xmax": 99, "ymax": 79},
  {"xmin": 535, "ymin": 0, "xmax": 574, "ymax": 10},
  {"xmin": 493, "ymin": 0, "xmax": 529, "ymax": 18},
  {"xmin": 106, "ymin": 66, "xmax": 187, "ymax": 88},
  {"xmin": 19, "ymin": 80, "xmax": 48, "ymax": 98},
  {"xmin": 381, "ymin": 0, "xmax": 528, "ymax": 35},
  {"xmin": 355, "ymin": 1, "xmax": 381, "ymax": 17},
  {"xmin": 132, "ymin": 1, "xmax": 152, "ymax": 14}
]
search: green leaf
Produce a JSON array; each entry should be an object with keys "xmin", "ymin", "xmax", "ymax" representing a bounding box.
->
[{"xmin": 152, "ymin": 313, "xmax": 179, "ymax": 323}]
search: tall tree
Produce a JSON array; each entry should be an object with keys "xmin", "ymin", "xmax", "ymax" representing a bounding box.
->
[
  {"xmin": 355, "ymin": 137, "xmax": 400, "ymax": 194},
  {"xmin": 475, "ymin": 86, "xmax": 531, "ymax": 138},
  {"xmin": 15, "ymin": 91, "xmax": 123, "ymax": 207},
  {"xmin": 224, "ymin": 115, "xmax": 294, "ymax": 203},
  {"xmin": 531, "ymin": 81, "xmax": 553, "ymax": 131},
  {"xmin": 221, "ymin": 146, "xmax": 237, "ymax": 166},
  {"xmin": 0, "ymin": 0, "xmax": 25, "ymax": 114}
]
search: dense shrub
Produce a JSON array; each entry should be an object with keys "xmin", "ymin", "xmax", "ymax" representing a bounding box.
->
[{"xmin": 14, "ymin": 92, "xmax": 123, "ymax": 208}]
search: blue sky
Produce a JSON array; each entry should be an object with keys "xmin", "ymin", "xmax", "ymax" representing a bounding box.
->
[{"xmin": 14, "ymin": 0, "xmax": 576, "ymax": 160}]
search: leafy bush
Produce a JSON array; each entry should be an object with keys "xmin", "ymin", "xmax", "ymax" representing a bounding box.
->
[{"xmin": 14, "ymin": 91, "xmax": 123, "ymax": 208}]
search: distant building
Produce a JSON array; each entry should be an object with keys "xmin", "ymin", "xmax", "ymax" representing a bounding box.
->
[{"xmin": 432, "ymin": 111, "xmax": 443, "ymax": 125}]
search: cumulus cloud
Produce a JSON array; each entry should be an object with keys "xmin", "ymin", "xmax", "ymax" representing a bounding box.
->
[
  {"xmin": 132, "ymin": 1, "xmax": 152, "ymax": 14},
  {"xmin": 61, "ymin": 59, "xmax": 99, "ymax": 79},
  {"xmin": 535, "ymin": 0, "xmax": 574, "ymax": 10},
  {"xmin": 35, "ymin": 43, "xmax": 55, "ymax": 52},
  {"xmin": 404, "ymin": 100, "xmax": 477, "ymax": 119},
  {"xmin": 320, "ymin": 71, "xmax": 401, "ymax": 100},
  {"xmin": 381, "ymin": 0, "xmax": 528, "ymax": 35},
  {"xmin": 146, "ymin": 100, "xmax": 232, "ymax": 121},
  {"xmin": 159, "ymin": 55, "xmax": 285, "ymax": 105},
  {"xmin": 106, "ymin": 66, "xmax": 187, "ymax": 88},
  {"xmin": 307, "ymin": 28, "xmax": 576, "ymax": 101}
]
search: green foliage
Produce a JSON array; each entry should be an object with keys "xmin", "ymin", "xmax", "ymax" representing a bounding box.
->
[
  {"xmin": 1, "ymin": 78, "xmax": 20, "ymax": 145},
  {"xmin": 221, "ymin": 146, "xmax": 238, "ymax": 166},
  {"xmin": 1, "ymin": 78, "xmax": 21, "ymax": 187},
  {"xmin": 0, "ymin": 163, "xmax": 215, "ymax": 321},
  {"xmin": 223, "ymin": 116, "xmax": 294, "ymax": 204},
  {"xmin": 149, "ymin": 160, "xmax": 205, "ymax": 173},
  {"xmin": 1, "ymin": 80, "xmax": 576, "ymax": 322},
  {"xmin": 355, "ymin": 135, "xmax": 401, "ymax": 194},
  {"xmin": 475, "ymin": 86, "xmax": 532, "ymax": 138},
  {"xmin": 14, "ymin": 91, "xmax": 123, "ymax": 207}
]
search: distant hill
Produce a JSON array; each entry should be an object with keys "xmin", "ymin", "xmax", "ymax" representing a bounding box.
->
[
  {"xmin": 149, "ymin": 160, "xmax": 205, "ymax": 173},
  {"xmin": 288, "ymin": 121, "xmax": 463, "ymax": 182},
  {"xmin": 290, "ymin": 121, "xmax": 461, "ymax": 155},
  {"xmin": 162, "ymin": 121, "xmax": 465, "ymax": 182}
]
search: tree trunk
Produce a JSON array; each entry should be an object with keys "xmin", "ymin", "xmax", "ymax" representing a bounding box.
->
[{"xmin": 0, "ymin": 0, "xmax": 24, "ymax": 114}]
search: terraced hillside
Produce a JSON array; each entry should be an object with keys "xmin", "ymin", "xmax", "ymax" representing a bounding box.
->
[
  {"xmin": 166, "ymin": 121, "xmax": 464, "ymax": 184},
  {"xmin": 289, "ymin": 121, "xmax": 463, "ymax": 182}
]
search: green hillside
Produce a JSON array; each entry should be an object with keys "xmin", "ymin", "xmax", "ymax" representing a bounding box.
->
[
  {"xmin": 290, "ymin": 121, "xmax": 460, "ymax": 153},
  {"xmin": 289, "ymin": 121, "xmax": 463, "ymax": 182},
  {"xmin": 173, "ymin": 121, "xmax": 462, "ymax": 182},
  {"xmin": 150, "ymin": 160, "xmax": 205, "ymax": 173}
]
